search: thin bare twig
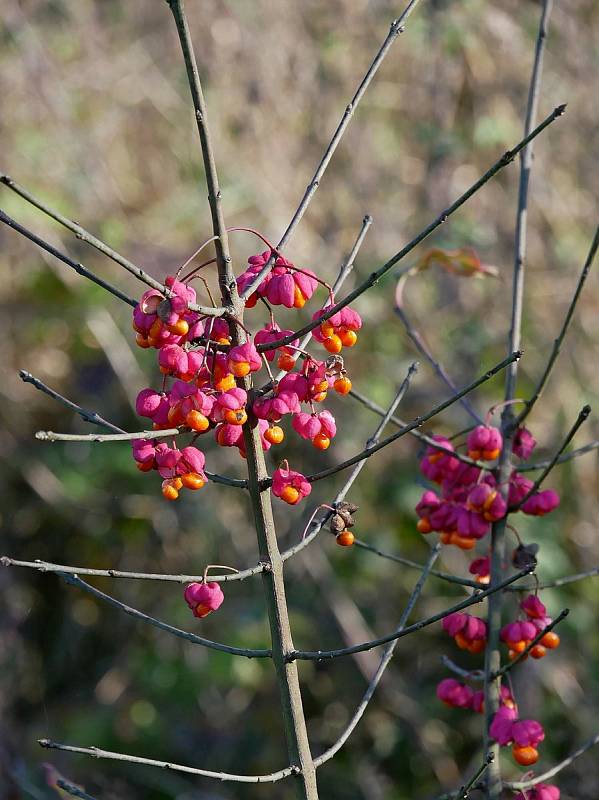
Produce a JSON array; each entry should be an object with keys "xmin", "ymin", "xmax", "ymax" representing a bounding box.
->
[
  {"xmin": 20, "ymin": 370, "xmax": 124, "ymax": 433},
  {"xmin": 168, "ymin": 2, "xmax": 317, "ymax": 794},
  {"xmin": 484, "ymin": 8, "xmax": 554, "ymax": 797},
  {"xmin": 257, "ymin": 105, "xmax": 566, "ymax": 353},
  {"xmin": 305, "ymin": 351, "xmax": 521, "ymax": 484},
  {"xmin": 168, "ymin": 0, "xmax": 236, "ymax": 305},
  {"xmin": 290, "ymin": 569, "xmax": 530, "ymax": 661},
  {"xmin": 38, "ymin": 739, "xmax": 295, "ymax": 784},
  {"xmin": 1, "ymin": 209, "xmax": 136, "ymax": 306},
  {"xmin": 2, "ymin": 175, "xmax": 158, "ymax": 295},
  {"xmin": 518, "ymin": 439, "xmax": 599, "ymax": 471},
  {"xmin": 240, "ymin": 1, "xmax": 422, "ymax": 301},
  {"xmin": 60, "ymin": 572, "xmax": 270, "ymax": 658},
  {"xmin": 511, "ymin": 406, "xmax": 591, "ymax": 509},
  {"xmin": 518, "ymin": 225, "xmax": 599, "ymax": 424},
  {"xmin": 35, "ymin": 429, "xmax": 179, "ymax": 442},
  {"xmin": 56, "ymin": 779, "xmax": 99, "ymax": 800},
  {"xmin": 22, "ymin": 371, "xmax": 246, "ymax": 488},
  {"xmin": 503, "ymin": 732, "xmax": 599, "ymax": 790},
  {"xmin": 505, "ymin": 566, "xmax": 599, "ymax": 591},
  {"xmin": 394, "ymin": 304, "xmax": 483, "ymax": 424},
  {"xmin": 433, "ymin": 752, "xmax": 495, "ymax": 800},
  {"xmin": 314, "ymin": 544, "xmax": 441, "ymax": 766},
  {"xmin": 349, "ymin": 387, "xmax": 486, "ymax": 469},
  {"xmin": 351, "ymin": 540, "xmax": 479, "ymax": 588}
]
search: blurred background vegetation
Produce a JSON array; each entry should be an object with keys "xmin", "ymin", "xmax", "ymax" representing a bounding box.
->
[{"xmin": 1, "ymin": 0, "xmax": 598, "ymax": 798}]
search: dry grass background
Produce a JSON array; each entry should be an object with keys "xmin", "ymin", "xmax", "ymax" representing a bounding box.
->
[{"xmin": 1, "ymin": 1, "xmax": 598, "ymax": 798}]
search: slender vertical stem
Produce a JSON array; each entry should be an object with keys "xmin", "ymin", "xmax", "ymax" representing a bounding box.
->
[
  {"xmin": 242, "ymin": 425, "xmax": 319, "ymax": 796},
  {"xmin": 167, "ymin": 3, "xmax": 318, "ymax": 795},
  {"xmin": 168, "ymin": 0, "xmax": 236, "ymax": 304},
  {"xmin": 483, "ymin": 3, "xmax": 553, "ymax": 797}
]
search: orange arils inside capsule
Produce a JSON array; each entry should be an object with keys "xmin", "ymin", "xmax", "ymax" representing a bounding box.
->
[
  {"xmin": 312, "ymin": 432, "xmax": 331, "ymax": 450},
  {"xmin": 264, "ymin": 426, "xmax": 284, "ymax": 445},
  {"xmin": 512, "ymin": 746, "xmax": 539, "ymax": 766},
  {"xmin": 186, "ymin": 410, "xmax": 210, "ymax": 432},
  {"xmin": 231, "ymin": 361, "xmax": 251, "ymax": 378},
  {"xmin": 323, "ymin": 335, "xmax": 343, "ymax": 354},
  {"xmin": 224, "ymin": 408, "xmax": 248, "ymax": 426},
  {"xmin": 280, "ymin": 485, "xmax": 301, "ymax": 505},
  {"xmin": 339, "ymin": 329, "xmax": 358, "ymax": 347},
  {"xmin": 277, "ymin": 353, "xmax": 296, "ymax": 372},
  {"xmin": 333, "ymin": 376, "xmax": 352, "ymax": 395},
  {"xmin": 336, "ymin": 530, "xmax": 355, "ymax": 547},
  {"xmin": 181, "ymin": 472, "xmax": 206, "ymax": 490}
]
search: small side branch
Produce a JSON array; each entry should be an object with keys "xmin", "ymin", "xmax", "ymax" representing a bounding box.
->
[
  {"xmin": 60, "ymin": 573, "xmax": 270, "ymax": 659},
  {"xmin": 433, "ymin": 752, "xmax": 495, "ymax": 800},
  {"xmin": 394, "ymin": 304, "xmax": 483, "ymax": 424},
  {"xmin": 314, "ymin": 543, "xmax": 441, "ymax": 766},
  {"xmin": 2, "ymin": 174, "xmax": 165, "ymax": 297},
  {"xmin": 56, "ymin": 779, "xmax": 99, "ymax": 800},
  {"xmin": 20, "ymin": 370, "xmax": 124, "ymax": 433},
  {"xmin": 1, "ymin": 209, "xmax": 135, "ymax": 306},
  {"xmin": 505, "ymin": 566, "xmax": 599, "ymax": 591},
  {"xmin": 257, "ymin": 106, "xmax": 566, "ymax": 353},
  {"xmin": 518, "ymin": 439, "xmax": 599, "ymax": 471},
  {"xmin": 306, "ymin": 352, "xmax": 520, "ymax": 484},
  {"xmin": 290, "ymin": 569, "xmax": 530, "ymax": 662},
  {"xmin": 38, "ymin": 739, "xmax": 295, "ymax": 784},
  {"xmin": 518, "ymin": 225, "xmax": 599, "ymax": 424},
  {"xmin": 512, "ymin": 406, "xmax": 591, "ymax": 509},
  {"xmin": 504, "ymin": 731, "xmax": 599, "ymax": 791},
  {"xmin": 240, "ymin": 0, "xmax": 422, "ymax": 301},
  {"xmin": 168, "ymin": 0, "xmax": 236, "ymax": 303},
  {"xmin": 23, "ymin": 372, "xmax": 244, "ymax": 487}
]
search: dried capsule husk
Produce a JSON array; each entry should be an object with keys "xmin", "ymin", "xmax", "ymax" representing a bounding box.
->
[
  {"xmin": 512, "ymin": 543, "xmax": 539, "ymax": 570},
  {"xmin": 330, "ymin": 501, "xmax": 358, "ymax": 533},
  {"xmin": 330, "ymin": 513, "xmax": 346, "ymax": 533}
]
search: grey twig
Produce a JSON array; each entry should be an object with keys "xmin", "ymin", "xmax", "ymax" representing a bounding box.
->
[
  {"xmin": 351, "ymin": 541, "xmax": 479, "ymax": 588},
  {"xmin": 59, "ymin": 572, "xmax": 270, "ymax": 659},
  {"xmin": 441, "ymin": 655, "xmax": 484, "ymax": 681},
  {"xmin": 167, "ymin": 2, "xmax": 318, "ymax": 794},
  {"xmin": 35, "ymin": 429, "xmax": 180, "ymax": 443},
  {"xmin": 348, "ymin": 387, "xmax": 486, "ymax": 469},
  {"xmin": 452, "ymin": 753, "xmax": 494, "ymax": 800},
  {"xmin": 394, "ymin": 304, "xmax": 483, "ymax": 424},
  {"xmin": 314, "ymin": 544, "xmax": 441, "ymax": 766},
  {"xmin": 257, "ymin": 105, "xmax": 566, "ymax": 353},
  {"xmin": 0, "ymin": 175, "xmax": 228, "ymax": 314},
  {"xmin": 505, "ymin": 566, "xmax": 599, "ymax": 591},
  {"xmin": 504, "ymin": 731, "xmax": 599, "ymax": 791},
  {"xmin": 511, "ymin": 406, "xmax": 591, "ymax": 509},
  {"xmin": 38, "ymin": 739, "xmax": 295, "ymax": 784},
  {"xmin": 518, "ymin": 225, "xmax": 599, "ymax": 424},
  {"xmin": 239, "ymin": 0, "xmax": 422, "ymax": 301},
  {"xmin": 306, "ymin": 352, "xmax": 521, "ymax": 484},
  {"xmin": 518, "ymin": 439, "xmax": 599, "ymax": 471},
  {"xmin": 167, "ymin": 0, "xmax": 236, "ymax": 305},
  {"xmin": 289, "ymin": 569, "xmax": 530, "ymax": 661},
  {"xmin": 22, "ymin": 371, "xmax": 245, "ymax": 488},
  {"xmin": 1, "ymin": 209, "xmax": 136, "ymax": 306},
  {"xmin": 56, "ymin": 779, "xmax": 99, "ymax": 800},
  {"xmin": 20, "ymin": 370, "xmax": 124, "ymax": 433},
  {"xmin": 484, "ymin": 5, "xmax": 554, "ymax": 795}
]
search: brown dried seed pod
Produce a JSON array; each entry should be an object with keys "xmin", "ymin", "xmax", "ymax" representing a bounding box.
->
[{"xmin": 329, "ymin": 513, "xmax": 346, "ymax": 533}]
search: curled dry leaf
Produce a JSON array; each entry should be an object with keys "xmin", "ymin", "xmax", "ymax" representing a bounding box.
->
[{"xmin": 395, "ymin": 247, "xmax": 499, "ymax": 309}]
